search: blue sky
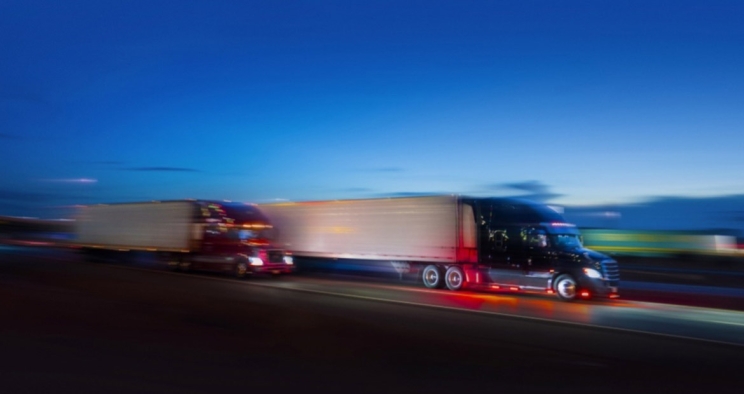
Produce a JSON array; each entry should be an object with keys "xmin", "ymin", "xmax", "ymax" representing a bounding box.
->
[{"xmin": 2, "ymin": 0, "xmax": 744, "ymax": 220}]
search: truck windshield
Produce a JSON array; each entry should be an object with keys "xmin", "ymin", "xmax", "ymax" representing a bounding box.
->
[
  {"xmin": 550, "ymin": 234, "xmax": 583, "ymax": 251},
  {"xmin": 226, "ymin": 228, "xmax": 275, "ymax": 243}
]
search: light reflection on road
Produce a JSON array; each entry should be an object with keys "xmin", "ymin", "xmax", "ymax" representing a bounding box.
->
[
  {"xmin": 13, "ymin": 246, "xmax": 744, "ymax": 348},
  {"xmin": 264, "ymin": 276, "xmax": 744, "ymax": 346}
]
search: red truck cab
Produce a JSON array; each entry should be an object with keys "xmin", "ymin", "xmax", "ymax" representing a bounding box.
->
[{"xmin": 180, "ymin": 201, "xmax": 294, "ymax": 277}]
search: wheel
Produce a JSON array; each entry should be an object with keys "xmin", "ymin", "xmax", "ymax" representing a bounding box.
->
[
  {"xmin": 422, "ymin": 265, "xmax": 442, "ymax": 289},
  {"xmin": 178, "ymin": 259, "xmax": 191, "ymax": 272},
  {"xmin": 168, "ymin": 254, "xmax": 181, "ymax": 271},
  {"xmin": 444, "ymin": 266, "xmax": 465, "ymax": 291},
  {"xmin": 234, "ymin": 259, "xmax": 249, "ymax": 278},
  {"xmin": 554, "ymin": 274, "xmax": 578, "ymax": 301}
]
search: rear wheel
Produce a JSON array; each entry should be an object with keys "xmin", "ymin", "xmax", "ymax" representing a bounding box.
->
[
  {"xmin": 444, "ymin": 266, "xmax": 465, "ymax": 291},
  {"xmin": 422, "ymin": 265, "xmax": 442, "ymax": 289},
  {"xmin": 178, "ymin": 258, "xmax": 191, "ymax": 272},
  {"xmin": 554, "ymin": 274, "xmax": 578, "ymax": 301},
  {"xmin": 234, "ymin": 259, "xmax": 249, "ymax": 279}
]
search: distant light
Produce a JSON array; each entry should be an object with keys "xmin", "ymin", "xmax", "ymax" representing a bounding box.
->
[
  {"xmin": 550, "ymin": 222, "xmax": 575, "ymax": 227},
  {"xmin": 40, "ymin": 178, "xmax": 98, "ymax": 183}
]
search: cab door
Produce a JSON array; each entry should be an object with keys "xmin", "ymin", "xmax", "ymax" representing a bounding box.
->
[
  {"xmin": 482, "ymin": 227, "xmax": 523, "ymax": 286},
  {"xmin": 191, "ymin": 223, "xmax": 223, "ymax": 270},
  {"xmin": 520, "ymin": 227, "xmax": 553, "ymax": 290}
]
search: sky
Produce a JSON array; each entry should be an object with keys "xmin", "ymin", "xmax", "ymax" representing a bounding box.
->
[{"xmin": 2, "ymin": 0, "xmax": 744, "ymax": 227}]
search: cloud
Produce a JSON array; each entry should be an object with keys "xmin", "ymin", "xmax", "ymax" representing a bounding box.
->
[
  {"xmin": 125, "ymin": 167, "xmax": 199, "ymax": 172},
  {"xmin": 39, "ymin": 178, "xmax": 98, "ymax": 183},
  {"xmin": 0, "ymin": 133, "xmax": 21, "ymax": 140},
  {"xmin": 485, "ymin": 180, "xmax": 562, "ymax": 201}
]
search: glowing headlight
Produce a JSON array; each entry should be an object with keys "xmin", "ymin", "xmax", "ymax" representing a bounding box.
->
[
  {"xmin": 283, "ymin": 256, "xmax": 294, "ymax": 265},
  {"xmin": 248, "ymin": 257, "xmax": 264, "ymax": 266},
  {"xmin": 583, "ymin": 268, "xmax": 602, "ymax": 279}
]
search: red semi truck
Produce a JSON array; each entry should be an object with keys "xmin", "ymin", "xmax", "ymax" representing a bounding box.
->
[{"xmin": 73, "ymin": 200, "xmax": 294, "ymax": 277}]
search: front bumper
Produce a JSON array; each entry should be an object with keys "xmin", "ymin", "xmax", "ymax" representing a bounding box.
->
[
  {"xmin": 581, "ymin": 277, "xmax": 620, "ymax": 298},
  {"xmin": 250, "ymin": 263, "xmax": 295, "ymax": 274}
]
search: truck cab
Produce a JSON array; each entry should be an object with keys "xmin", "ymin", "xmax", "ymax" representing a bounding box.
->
[
  {"xmin": 471, "ymin": 198, "xmax": 619, "ymax": 300},
  {"xmin": 185, "ymin": 201, "xmax": 295, "ymax": 277}
]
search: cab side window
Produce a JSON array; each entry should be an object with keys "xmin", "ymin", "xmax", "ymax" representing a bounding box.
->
[
  {"xmin": 488, "ymin": 229, "xmax": 508, "ymax": 251},
  {"xmin": 524, "ymin": 228, "xmax": 547, "ymax": 248}
]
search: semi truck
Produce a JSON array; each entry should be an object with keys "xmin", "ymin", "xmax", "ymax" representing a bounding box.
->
[
  {"xmin": 73, "ymin": 200, "xmax": 294, "ymax": 277},
  {"xmin": 260, "ymin": 195, "xmax": 619, "ymax": 301}
]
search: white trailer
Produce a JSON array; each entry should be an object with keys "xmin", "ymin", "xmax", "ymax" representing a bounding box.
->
[
  {"xmin": 72, "ymin": 200, "xmax": 293, "ymax": 277},
  {"xmin": 259, "ymin": 196, "xmax": 478, "ymax": 288},
  {"xmin": 74, "ymin": 201, "xmax": 198, "ymax": 252}
]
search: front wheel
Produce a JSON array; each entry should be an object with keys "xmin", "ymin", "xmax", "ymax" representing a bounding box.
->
[
  {"xmin": 422, "ymin": 265, "xmax": 442, "ymax": 289},
  {"xmin": 444, "ymin": 266, "xmax": 465, "ymax": 291},
  {"xmin": 554, "ymin": 274, "xmax": 578, "ymax": 301}
]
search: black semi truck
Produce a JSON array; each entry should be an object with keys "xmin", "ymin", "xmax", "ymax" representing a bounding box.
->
[{"xmin": 260, "ymin": 195, "xmax": 620, "ymax": 301}]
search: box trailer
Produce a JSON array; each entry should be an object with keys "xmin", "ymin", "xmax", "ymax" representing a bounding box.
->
[
  {"xmin": 260, "ymin": 196, "xmax": 619, "ymax": 301},
  {"xmin": 74, "ymin": 200, "xmax": 294, "ymax": 277}
]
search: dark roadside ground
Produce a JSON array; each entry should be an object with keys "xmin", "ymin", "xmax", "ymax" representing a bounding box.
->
[{"xmin": 614, "ymin": 254, "xmax": 744, "ymax": 310}]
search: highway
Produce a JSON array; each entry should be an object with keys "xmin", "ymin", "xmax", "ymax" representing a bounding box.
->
[{"xmin": 2, "ymin": 245, "xmax": 744, "ymax": 393}]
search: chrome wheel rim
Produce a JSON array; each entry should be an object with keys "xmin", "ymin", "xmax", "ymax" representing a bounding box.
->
[
  {"xmin": 557, "ymin": 277, "xmax": 576, "ymax": 299},
  {"xmin": 424, "ymin": 269, "xmax": 439, "ymax": 287},
  {"xmin": 447, "ymin": 271, "xmax": 462, "ymax": 288}
]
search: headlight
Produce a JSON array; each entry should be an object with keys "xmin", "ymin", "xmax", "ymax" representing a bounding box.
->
[
  {"xmin": 283, "ymin": 256, "xmax": 294, "ymax": 265},
  {"xmin": 248, "ymin": 257, "xmax": 264, "ymax": 266},
  {"xmin": 583, "ymin": 267, "xmax": 602, "ymax": 279}
]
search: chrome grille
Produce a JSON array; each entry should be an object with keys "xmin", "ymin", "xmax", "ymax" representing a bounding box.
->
[
  {"xmin": 601, "ymin": 260, "xmax": 620, "ymax": 281},
  {"xmin": 268, "ymin": 250, "xmax": 284, "ymax": 263}
]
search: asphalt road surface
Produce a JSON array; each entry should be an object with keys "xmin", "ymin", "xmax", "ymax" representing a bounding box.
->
[{"xmin": 2, "ymin": 246, "xmax": 744, "ymax": 394}]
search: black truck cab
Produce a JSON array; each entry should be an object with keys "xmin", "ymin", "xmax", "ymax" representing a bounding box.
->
[{"xmin": 470, "ymin": 198, "xmax": 619, "ymax": 300}]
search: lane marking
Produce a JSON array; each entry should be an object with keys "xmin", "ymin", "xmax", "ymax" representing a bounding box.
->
[{"xmin": 710, "ymin": 320, "xmax": 744, "ymax": 327}]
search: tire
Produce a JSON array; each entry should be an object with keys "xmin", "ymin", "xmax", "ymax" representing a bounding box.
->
[
  {"xmin": 422, "ymin": 265, "xmax": 442, "ymax": 289},
  {"xmin": 178, "ymin": 258, "xmax": 191, "ymax": 272},
  {"xmin": 444, "ymin": 266, "xmax": 465, "ymax": 291},
  {"xmin": 168, "ymin": 254, "xmax": 181, "ymax": 271},
  {"xmin": 554, "ymin": 274, "xmax": 578, "ymax": 301},
  {"xmin": 234, "ymin": 259, "xmax": 249, "ymax": 279}
]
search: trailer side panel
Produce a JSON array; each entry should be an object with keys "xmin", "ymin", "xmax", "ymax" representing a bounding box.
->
[
  {"xmin": 75, "ymin": 201, "xmax": 194, "ymax": 252},
  {"xmin": 261, "ymin": 196, "xmax": 459, "ymax": 263}
]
